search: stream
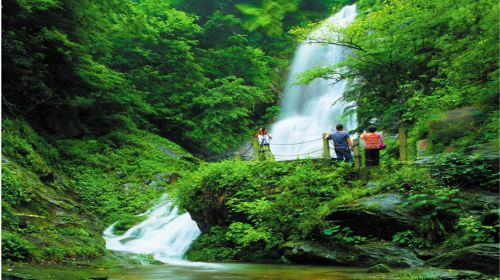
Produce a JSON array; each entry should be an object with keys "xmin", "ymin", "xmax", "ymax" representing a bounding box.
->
[{"xmin": 3, "ymin": 260, "xmax": 429, "ymax": 280}]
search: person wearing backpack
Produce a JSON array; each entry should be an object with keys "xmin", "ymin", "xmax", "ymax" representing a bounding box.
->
[
  {"xmin": 360, "ymin": 126, "xmax": 384, "ymax": 167},
  {"xmin": 324, "ymin": 124, "xmax": 354, "ymax": 163}
]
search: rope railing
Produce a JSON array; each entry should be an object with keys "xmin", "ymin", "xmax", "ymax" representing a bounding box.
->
[
  {"xmin": 269, "ymin": 137, "xmax": 323, "ymax": 146},
  {"xmin": 238, "ymin": 130, "xmax": 408, "ymax": 167},
  {"xmin": 272, "ymin": 148, "xmax": 324, "ymax": 158}
]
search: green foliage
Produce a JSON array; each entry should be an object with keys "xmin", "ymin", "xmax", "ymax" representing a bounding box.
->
[
  {"xmin": 298, "ymin": 0, "xmax": 499, "ymax": 153},
  {"xmin": 56, "ymin": 129, "xmax": 196, "ymax": 222},
  {"xmin": 382, "ymin": 164, "xmax": 469, "ymax": 245},
  {"xmin": 429, "ymin": 152, "xmax": 498, "ymax": 190},
  {"xmin": 2, "ymin": 232, "xmax": 34, "ymax": 262},
  {"xmin": 392, "ymin": 230, "xmax": 430, "ymax": 249},
  {"xmin": 322, "ymin": 225, "xmax": 366, "ymax": 244},
  {"xmin": 444, "ymin": 215, "xmax": 496, "ymax": 249},
  {"xmin": 186, "ymin": 226, "xmax": 239, "ymax": 262},
  {"xmin": 1, "ymin": 119, "xmax": 195, "ymax": 262},
  {"xmin": 402, "ymin": 188, "xmax": 463, "ymax": 244},
  {"xmin": 2, "ymin": 164, "xmax": 33, "ymax": 206},
  {"xmin": 188, "ymin": 76, "xmax": 269, "ymax": 155},
  {"xmin": 236, "ymin": 0, "xmax": 299, "ymax": 36},
  {"xmin": 381, "ymin": 166, "xmax": 437, "ymax": 193},
  {"xmin": 176, "ymin": 160, "xmax": 363, "ymax": 261}
]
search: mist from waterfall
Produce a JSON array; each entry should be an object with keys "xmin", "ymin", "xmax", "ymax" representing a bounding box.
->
[{"xmin": 269, "ymin": 4, "xmax": 357, "ymax": 160}]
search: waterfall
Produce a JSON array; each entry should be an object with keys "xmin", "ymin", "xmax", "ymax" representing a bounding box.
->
[
  {"xmin": 103, "ymin": 195, "xmax": 201, "ymax": 265},
  {"xmin": 269, "ymin": 4, "xmax": 357, "ymax": 160}
]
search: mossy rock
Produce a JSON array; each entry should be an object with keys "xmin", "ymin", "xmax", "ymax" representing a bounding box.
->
[
  {"xmin": 425, "ymin": 243, "xmax": 500, "ymax": 275},
  {"xmin": 325, "ymin": 193, "xmax": 416, "ymax": 240},
  {"xmin": 283, "ymin": 240, "xmax": 423, "ymax": 267}
]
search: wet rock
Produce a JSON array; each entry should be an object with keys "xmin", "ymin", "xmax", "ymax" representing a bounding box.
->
[
  {"xmin": 481, "ymin": 208, "xmax": 500, "ymax": 226},
  {"xmin": 2, "ymin": 156, "xmax": 11, "ymax": 165},
  {"xmin": 122, "ymin": 183, "xmax": 134, "ymax": 191},
  {"xmin": 425, "ymin": 243, "xmax": 500, "ymax": 275},
  {"xmin": 283, "ymin": 241, "xmax": 423, "ymax": 267},
  {"xmin": 367, "ymin": 263, "xmax": 391, "ymax": 273},
  {"xmin": 157, "ymin": 146, "xmax": 180, "ymax": 159},
  {"xmin": 355, "ymin": 241, "xmax": 423, "ymax": 267},
  {"xmin": 325, "ymin": 193, "xmax": 416, "ymax": 239},
  {"xmin": 56, "ymin": 175, "xmax": 68, "ymax": 186},
  {"xmin": 462, "ymin": 190, "xmax": 499, "ymax": 216},
  {"xmin": 146, "ymin": 179, "xmax": 157, "ymax": 186},
  {"xmin": 39, "ymin": 172, "xmax": 55, "ymax": 183},
  {"xmin": 115, "ymin": 171, "xmax": 126, "ymax": 179},
  {"xmin": 412, "ymin": 247, "xmax": 442, "ymax": 260},
  {"xmin": 153, "ymin": 172, "xmax": 179, "ymax": 184}
]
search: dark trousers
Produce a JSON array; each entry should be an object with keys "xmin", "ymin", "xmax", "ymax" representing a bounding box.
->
[
  {"xmin": 365, "ymin": 149, "xmax": 380, "ymax": 167},
  {"xmin": 335, "ymin": 148, "xmax": 353, "ymax": 163}
]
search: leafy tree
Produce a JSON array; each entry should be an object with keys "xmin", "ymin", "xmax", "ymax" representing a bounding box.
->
[{"xmin": 296, "ymin": 0, "xmax": 498, "ymax": 151}]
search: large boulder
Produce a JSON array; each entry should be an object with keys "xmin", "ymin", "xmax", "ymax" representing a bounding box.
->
[
  {"xmin": 325, "ymin": 193, "xmax": 416, "ymax": 239},
  {"xmin": 425, "ymin": 243, "xmax": 500, "ymax": 275},
  {"xmin": 283, "ymin": 241, "xmax": 423, "ymax": 267}
]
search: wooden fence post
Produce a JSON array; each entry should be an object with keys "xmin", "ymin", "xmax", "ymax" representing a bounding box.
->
[
  {"xmin": 399, "ymin": 127, "xmax": 408, "ymax": 163},
  {"xmin": 353, "ymin": 138, "xmax": 362, "ymax": 169},
  {"xmin": 322, "ymin": 133, "xmax": 330, "ymax": 166},
  {"xmin": 253, "ymin": 138, "xmax": 261, "ymax": 161}
]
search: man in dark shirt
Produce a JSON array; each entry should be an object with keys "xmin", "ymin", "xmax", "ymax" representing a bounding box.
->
[{"xmin": 325, "ymin": 124, "xmax": 354, "ymax": 163}]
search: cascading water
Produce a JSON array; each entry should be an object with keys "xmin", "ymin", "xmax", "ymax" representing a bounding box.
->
[
  {"xmin": 270, "ymin": 4, "xmax": 357, "ymax": 160},
  {"xmin": 103, "ymin": 195, "xmax": 202, "ymax": 265}
]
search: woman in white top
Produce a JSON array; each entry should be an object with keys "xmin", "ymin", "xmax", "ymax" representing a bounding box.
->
[{"xmin": 255, "ymin": 127, "xmax": 273, "ymax": 160}]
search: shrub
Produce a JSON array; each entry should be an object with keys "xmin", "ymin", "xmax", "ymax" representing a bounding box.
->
[
  {"xmin": 444, "ymin": 215, "xmax": 496, "ymax": 248},
  {"xmin": 402, "ymin": 188, "xmax": 462, "ymax": 244},
  {"xmin": 2, "ymin": 165, "xmax": 32, "ymax": 206},
  {"xmin": 177, "ymin": 160, "xmax": 360, "ymax": 261},
  {"xmin": 2, "ymin": 232, "xmax": 33, "ymax": 261},
  {"xmin": 429, "ymin": 152, "xmax": 498, "ymax": 190},
  {"xmin": 381, "ymin": 165, "xmax": 438, "ymax": 193},
  {"xmin": 392, "ymin": 230, "xmax": 430, "ymax": 249},
  {"xmin": 323, "ymin": 225, "xmax": 367, "ymax": 244}
]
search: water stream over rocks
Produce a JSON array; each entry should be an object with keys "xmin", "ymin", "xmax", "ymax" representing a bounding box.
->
[
  {"xmin": 269, "ymin": 4, "xmax": 357, "ymax": 160},
  {"xmin": 103, "ymin": 195, "xmax": 203, "ymax": 266}
]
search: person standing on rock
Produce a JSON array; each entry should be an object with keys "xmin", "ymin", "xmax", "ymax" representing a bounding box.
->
[
  {"xmin": 360, "ymin": 126, "xmax": 383, "ymax": 167},
  {"xmin": 255, "ymin": 127, "xmax": 274, "ymax": 160},
  {"xmin": 324, "ymin": 124, "xmax": 353, "ymax": 163}
]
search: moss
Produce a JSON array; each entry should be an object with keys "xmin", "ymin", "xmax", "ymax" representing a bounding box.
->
[{"xmin": 2, "ymin": 118, "xmax": 198, "ymax": 263}]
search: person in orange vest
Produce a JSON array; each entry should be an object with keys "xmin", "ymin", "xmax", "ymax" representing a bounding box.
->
[{"xmin": 360, "ymin": 126, "xmax": 383, "ymax": 167}]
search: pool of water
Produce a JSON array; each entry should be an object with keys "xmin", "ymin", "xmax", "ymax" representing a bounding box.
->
[
  {"xmin": 3, "ymin": 258, "xmax": 480, "ymax": 280},
  {"xmin": 3, "ymin": 261, "xmax": 406, "ymax": 280},
  {"xmin": 106, "ymin": 263, "xmax": 374, "ymax": 280}
]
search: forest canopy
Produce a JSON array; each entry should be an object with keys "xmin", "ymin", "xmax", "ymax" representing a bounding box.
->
[{"xmin": 2, "ymin": 0, "xmax": 349, "ymax": 157}]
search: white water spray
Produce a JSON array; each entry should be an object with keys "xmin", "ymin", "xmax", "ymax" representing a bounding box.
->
[
  {"xmin": 270, "ymin": 4, "xmax": 357, "ymax": 160},
  {"xmin": 103, "ymin": 195, "xmax": 202, "ymax": 265}
]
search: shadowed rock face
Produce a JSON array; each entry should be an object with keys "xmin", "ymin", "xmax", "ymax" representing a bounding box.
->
[
  {"xmin": 425, "ymin": 243, "xmax": 500, "ymax": 275},
  {"xmin": 283, "ymin": 241, "xmax": 423, "ymax": 267},
  {"xmin": 325, "ymin": 193, "xmax": 416, "ymax": 240}
]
